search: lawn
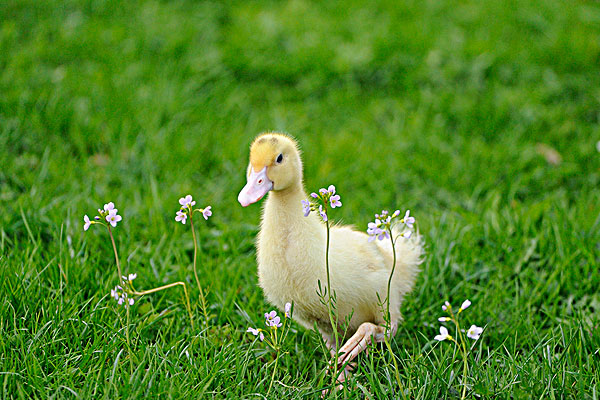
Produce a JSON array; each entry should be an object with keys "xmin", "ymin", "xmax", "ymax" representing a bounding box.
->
[{"xmin": 1, "ymin": 0, "xmax": 599, "ymax": 398}]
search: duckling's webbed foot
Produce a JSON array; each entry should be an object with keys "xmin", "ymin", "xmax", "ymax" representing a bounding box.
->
[
  {"xmin": 336, "ymin": 322, "xmax": 395, "ymax": 367},
  {"xmin": 321, "ymin": 322, "xmax": 396, "ymax": 394}
]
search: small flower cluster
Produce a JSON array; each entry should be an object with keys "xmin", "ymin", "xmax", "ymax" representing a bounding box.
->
[
  {"xmin": 175, "ymin": 195, "xmax": 212, "ymax": 224},
  {"xmin": 82, "ymin": 200, "xmax": 196, "ymax": 331},
  {"xmin": 302, "ymin": 185, "xmax": 342, "ymax": 222},
  {"xmin": 434, "ymin": 299, "xmax": 483, "ymax": 342},
  {"xmin": 265, "ymin": 310, "xmax": 282, "ymax": 328},
  {"xmin": 247, "ymin": 303, "xmax": 293, "ymax": 395},
  {"xmin": 110, "ymin": 274, "xmax": 138, "ymax": 307},
  {"xmin": 433, "ymin": 299, "xmax": 483, "ymax": 399},
  {"xmin": 247, "ymin": 302, "xmax": 292, "ymax": 342},
  {"xmin": 367, "ymin": 209, "xmax": 414, "ymax": 242},
  {"xmin": 84, "ymin": 202, "xmax": 122, "ymax": 231}
]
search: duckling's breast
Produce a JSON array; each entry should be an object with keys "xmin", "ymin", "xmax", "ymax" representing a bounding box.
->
[{"xmin": 256, "ymin": 211, "xmax": 329, "ymax": 328}]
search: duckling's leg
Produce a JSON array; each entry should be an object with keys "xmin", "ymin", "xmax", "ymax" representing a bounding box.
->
[{"xmin": 336, "ymin": 321, "xmax": 398, "ymax": 367}]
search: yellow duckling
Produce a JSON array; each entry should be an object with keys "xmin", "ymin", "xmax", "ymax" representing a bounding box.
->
[{"xmin": 238, "ymin": 132, "xmax": 423, "ymax": 373}]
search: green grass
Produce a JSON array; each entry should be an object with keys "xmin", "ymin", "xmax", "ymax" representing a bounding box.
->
[{"xmin": 1, "ymin": 0, "xmax": 600, "ymax": 398}]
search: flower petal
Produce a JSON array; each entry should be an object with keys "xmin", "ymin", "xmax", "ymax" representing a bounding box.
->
[
  {"xmin": 285, "ymin": 302, "xmax": 292, "ymax": 317},
  {"xmin": 466, "ymin": 324, "xmax": 483, "ymax": 340},
  {"xmin": 434, "ymin": 326, "xmax": 450, "ymax": 341},
  {"xmin": 460, "ymin": 299, "xmax": 471, "ymax": 311},
  {"xmin": 442, "ymin": 301, "xmax": 451, "ymax": 311}
]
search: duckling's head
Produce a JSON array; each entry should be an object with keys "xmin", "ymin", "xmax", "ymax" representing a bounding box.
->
[{"xmin": 238, "ymin": 133, "xmax": 303, "ymax": 207}]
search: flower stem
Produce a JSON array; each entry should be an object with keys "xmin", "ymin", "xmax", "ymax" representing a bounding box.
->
[
  {"xmin": 107, "ymin": 226, "xmax": 122, "ymax": 282},
  {"xmin": 453, "ymin": 318, "xmax": 469, "ymax": 400},
  {"xmin": 383, "ymin": 233, "xmax": 408, "ymax": 400},
  {"xmin": 383, "ymin": 336, "xmax": 408, "ymax": 400},
  {"xmin": 324, "ymin": 219, "xmax": 340, "ymax": 389},
  {"xmin": 190, "ymin": 212, "xmax": 210, "ymax": 333},
  {"xmin": 385, "ymin": 233, "xmax": 397, "ymax": 333},
  {"xmin": 108, "ymin": 226, "xmax": 134, "ymax": 372},
  {"xmin": 132, "ymin": 282, "xmax": 194, "ymax": 330},
  {"xmin": 461, "ymin": 340, "xmax": 468, "ymax": 400},
  {"xmin": 126, "ymin": 305, "xmax": 133, "ymax": 374},
  {"xmin": 126, "ymin": 305, "xmax": 131, "ymax": 347},
  {"xmin": 267, "ymin": 351, "xmax": 279, "ymax": 396}
]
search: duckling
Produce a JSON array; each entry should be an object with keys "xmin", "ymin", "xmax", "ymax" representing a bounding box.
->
[{"xmin": 238, "ymin": 132, "xmax": 423, "ymax": 375}]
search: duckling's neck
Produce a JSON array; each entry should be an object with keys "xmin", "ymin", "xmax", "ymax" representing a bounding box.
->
[
  {"xmin": 270, "ymin": 182, "xmax": 304, "ymax": 203},
  {"xmin": 265, "ymin": 183, "xmax": 305, "ymax": 217},
  {"xmin": 262, "ymin": 182, "xmax": 321, "ymax": 230}
]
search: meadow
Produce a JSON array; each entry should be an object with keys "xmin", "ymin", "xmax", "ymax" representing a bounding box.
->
[{"xmin": 1, "ymin": 0, "xmax": 600, "ymax": 398}]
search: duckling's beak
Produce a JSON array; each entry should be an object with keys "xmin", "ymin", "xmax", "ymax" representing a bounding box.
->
[{"xmin": 238, "ymin": 166, "xmax": 273, "ymax": 207}]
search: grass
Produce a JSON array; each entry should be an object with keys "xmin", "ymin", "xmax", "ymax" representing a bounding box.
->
[{"xmin": 1, "ymin": 0, "xmax": 600, "ymax": 398}]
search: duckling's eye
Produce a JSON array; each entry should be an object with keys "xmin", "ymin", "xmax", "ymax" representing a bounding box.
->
[{"xmin": 276, "ymin": 153, "xmax": 283, "ymax": 164}]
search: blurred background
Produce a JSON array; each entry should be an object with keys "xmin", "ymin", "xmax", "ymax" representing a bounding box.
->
[
  {"xmin": 2, "ymin": 0, "xmax": 599, "ymax": 216},
  {"xmin": 2, "ymin": 0, "xmax": 599, "ymax": 278},
  {"xmin": 1, "ymin": 0, "xmax": 599, "ymax": 396}
]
